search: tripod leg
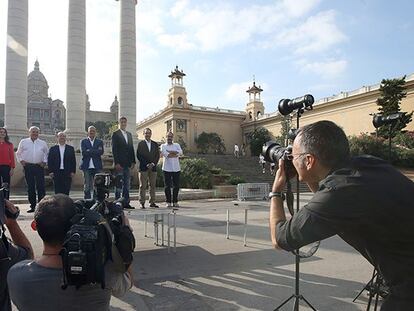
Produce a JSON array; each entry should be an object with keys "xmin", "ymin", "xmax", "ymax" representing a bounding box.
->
[
  {"xmin": 274, "ymin": 294, "xmax": 295, "ymax": 311},
  {"xmin": 301, "ymin": 295, "xmax": 318, "ymax": 311},
  {"xmin": 293, "ymin": 296, "xmax": 299, "ymax": 311}
]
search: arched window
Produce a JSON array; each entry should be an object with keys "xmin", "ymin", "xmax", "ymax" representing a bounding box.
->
[
  {"xmin": 249, "ymin": 112, "xmax": 253, "ymax": 120},
  {"xmin": 257, "ymin": 111, "xmax": 262, "ymax": 118},
  {"xmin": 170, "ymin": 98, "xmax": 173, "ymax": 106},
  {"xmin": 177, "ymin": 97, "xmax": 183, "ymax": 105}
]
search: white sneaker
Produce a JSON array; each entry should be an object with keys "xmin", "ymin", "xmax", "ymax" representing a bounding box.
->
[{"xmin": 166, "ymin": 203, "xmax": 172, "ymax": 208}]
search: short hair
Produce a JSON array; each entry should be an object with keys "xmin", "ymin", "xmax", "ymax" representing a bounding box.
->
[
  {"xmin": 166, "ymin": 131, "xmax": 174, "ymax": 137},
  {"xmin": 296, "ymin": 120, "xmax": 350, "ymax": 169},
  {"xmin": 57, "ymin": 131, "xmax": 66, "ymax": 137},
  {"xmin": 87, "ymin": 126, "xmax": 96, "ymax": 132},
  {"xmin": 35, "ymin": 194, "xmax": 77, "ymax": 246},
  {"xmin": 143, "ymin": 128, "xmax": 152, "ymax": 134},
  {"xmin": 29, "ymin": 126, "xmax": 40, "ymax": 132},
  {"xmin": 119, "ymin": 116, "xmax": 127, "ymax": 121}
]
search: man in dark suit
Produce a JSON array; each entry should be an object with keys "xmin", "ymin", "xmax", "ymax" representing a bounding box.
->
[
  {"xmin": 112, "ymin": 116, "xmax": 136, "ymax": 209},
  {"xmin": 47, "ymin": 132, "xmax": 76, "ymax": 195},
  {"xmin": 136, "ymin": 127, "xmax": 160, "ymax": 208},
  {"xmin": 80, "ymin": 126, "xmax": 104, "ymax": 199}
]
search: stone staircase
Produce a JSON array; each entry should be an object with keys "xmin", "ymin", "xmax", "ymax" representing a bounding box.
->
[{"xmin": 189, "ymin": 153, "xmax": 311, "ymax": 192}]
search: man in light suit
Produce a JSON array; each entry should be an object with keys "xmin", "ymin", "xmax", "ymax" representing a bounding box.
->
[
  {"xmin": 80, "ymin": 126, "xmax": 104, "ymax": 199},
  {"xmin": 136, "ymin": 128, "xmax": 160, "ymax": 209},
  {"xmin": 112, "ymin": 117, "xmax": 136, "ymax": 209},
  {"xmin": 47, "ymin": 132, "xmax": 76, "ymax": 195}
]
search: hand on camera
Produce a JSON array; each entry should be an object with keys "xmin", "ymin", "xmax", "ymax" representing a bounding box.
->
[
  {"xmin": 273, "ymin": 159, "xmax": 287, "ymax": 192},
  {"xmin": 4, "ymin": 200, "xmax": 20, "ymax": 226}
]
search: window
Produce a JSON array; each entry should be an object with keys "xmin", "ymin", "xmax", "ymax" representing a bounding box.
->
[{"xmin": 177, "ymin": 97, "xmax": 183, "ymax": 105}]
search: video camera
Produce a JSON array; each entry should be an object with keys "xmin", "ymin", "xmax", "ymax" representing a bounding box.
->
[{"xmin": 60, "ymin": 173, "xmax": 135, "ymax": 289}]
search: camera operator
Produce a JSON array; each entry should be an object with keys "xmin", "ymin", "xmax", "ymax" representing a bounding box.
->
[
  {"xmin": 269, "ymin": 120, "xmax": 414, "ymax": 310},
  {"xmin": 7, "ymin": 194, "xmax": 133, "ymax": 311},
  {"xmin": 0, "ymin": 200, "xmax": 33, "ymax": 311}
]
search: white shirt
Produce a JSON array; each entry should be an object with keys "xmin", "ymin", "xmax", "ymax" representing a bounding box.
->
[
  {"xmin": 234, "ymin": 145, "xmax": 239, "ymax": 152},
  {"xmin": 161, "ymin": 143, "xmax": 183, "ymax": 172},
  {"xmin": 16, "ymin": 137, "xmax": 48, "ymax": 164},
  {"xmin": 121, "ymin": 130, "xmax": 128, "ymax": 143},
  {"xmin": 145, "ymin": 139, "xmax": 151, "ymax": 152},
  {"xmin": 59, "ymin": 144, "xmax": 66, "ymax": 169},
  {"xmin": 88, "ymin": 138, "xmax": 95, "ymax": 169}
]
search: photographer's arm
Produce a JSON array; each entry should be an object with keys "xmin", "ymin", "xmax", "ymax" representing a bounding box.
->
[
  {"xmin": 269, "ymin": 159, "xmax": 287, "ymax": 249},
  {"xmin": 5, "ymin": 201, "xmax": 34, "ymax": 259}
]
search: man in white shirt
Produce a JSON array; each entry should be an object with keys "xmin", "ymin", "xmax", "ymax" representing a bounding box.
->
[
  {"xmin": 16, "ymin": 126, "xmax": 49, "ymax": 212},
  {"xmin": 47, "ymin": 132, "xmax": 76, "ymax": 195},
  {"xmin": 160, "ymin": 132, "xmax": 183, "ymax": 208},
  {"xmin": 234, "ymin": 144, "xmax": 239, "ymax": 158}
]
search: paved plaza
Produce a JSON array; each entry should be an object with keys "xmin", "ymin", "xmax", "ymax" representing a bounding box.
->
[{"xmin": 12, "ymin": 195, "xmax": 378, "ymax": 311}]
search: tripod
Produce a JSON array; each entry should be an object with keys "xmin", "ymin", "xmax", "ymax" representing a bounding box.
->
[
  {"xmin": 353, "ymin": 269, "xmax": 389, "ymax": 311},
  {"xmin": 274, "ymin": 109, "xmax": 318, "ymax": 311}
]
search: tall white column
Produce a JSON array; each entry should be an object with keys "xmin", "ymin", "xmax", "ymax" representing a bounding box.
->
[
  {"xmin": 65, "ymin": 0, "xmax": 86, "ymax": 138},
  {"xmin": 5, "ymin": 0, "xmax": 29, "ymax": 137},
  {"xmin": 119, "ymin": 0, "xmax": 137, "ymax": 134}
]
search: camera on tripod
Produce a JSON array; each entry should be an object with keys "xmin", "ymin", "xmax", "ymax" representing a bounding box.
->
[
  {"xmin": 372, "ymin": 112, "xmax": 405, "ymax": 128},
  {"xmin": 60, "ymin": 173, "xmax": 135, "ymax": 289}
]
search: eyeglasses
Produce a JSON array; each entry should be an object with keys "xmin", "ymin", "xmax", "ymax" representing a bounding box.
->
[{"xmin": 286, "ymin": 152, "xmax": 308, "ymax": 161}]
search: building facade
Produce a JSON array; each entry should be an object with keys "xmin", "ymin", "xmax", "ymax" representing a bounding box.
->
[
  {"xmin": 0, "ymin": 60, "xmax": 118, "ymax": 133},
  {"xmin": 137, "ymin": 67, "xmax": 414, "ymax": 154}
]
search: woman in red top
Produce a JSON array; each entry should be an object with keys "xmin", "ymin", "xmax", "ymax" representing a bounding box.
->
[{"xmin": 0, "ymin": 127, "xmax": 15, "ymax": 199}]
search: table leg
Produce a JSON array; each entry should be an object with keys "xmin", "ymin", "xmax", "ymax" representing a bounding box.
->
[
  {"xmin": 144, "ymin": 215, "xmax": 147, "ymax": 237},
  {"xmin": 173, "ymin": 211, "xmax": 176, "ymax": 253},
  {"xmin": 161, "ymin": 214, "xmax": 165, "ymax": 246},
  {"xmin": 226, "ymin": 209, "xmax": 230, "ymax": 239},
  {"xmin": 244, "ymin": 209, "xmax": 248, "ymax": 247}
]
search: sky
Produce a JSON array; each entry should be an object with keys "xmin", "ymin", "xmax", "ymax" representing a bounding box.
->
[{"xmin": 1, "ymin": 0, "xmax": 414, "ymax": 122}]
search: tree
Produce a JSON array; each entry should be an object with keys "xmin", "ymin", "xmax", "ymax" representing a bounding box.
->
[
  {"xmin": 279, "ymin": 115, "xmax": 292, "ymax": 146},
  {"xmin": 85, "ymin": 121, "xmax": 117, "ymax": 139},
  {"xmin": 195, "ymin": 132, "xmax": 226, "ymax": 154},
  {"xmin": 176, "ymin": 135, "xmax": 187, "ymax": 154},
  {"xmin": 376, "ymin": 76, "xmax": 413, "ymax": 138},
  {"xmin": 248, "ymin": 127, "xmax": 271, "ymax": 156}
]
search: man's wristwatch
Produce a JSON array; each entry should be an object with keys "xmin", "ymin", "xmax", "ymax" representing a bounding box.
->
[{"xmin": 269, "ymin": 192, "xmax": 285, "ymax": 200}]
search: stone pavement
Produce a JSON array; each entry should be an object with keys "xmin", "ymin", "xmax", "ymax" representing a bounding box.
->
[{"xmin": 12, "ymin": 195, "xmax": 377, "ymax": 311}]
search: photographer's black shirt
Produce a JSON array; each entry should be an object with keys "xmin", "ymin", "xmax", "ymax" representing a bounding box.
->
[{"xmin": 276, "ymin": 156, "xmax": 414, "ymax": 300}]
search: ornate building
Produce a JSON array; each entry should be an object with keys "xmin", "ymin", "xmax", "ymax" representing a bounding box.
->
[
  {"xmin": 26, "ymin": 60, "xmax": 66, "ymax": 134},
  {"xmin": 137, "ymin": 66, "xmax": 414, "ymax": 154},
  {"xmin": 0, "ymin": 60, "xmax": 118, "ymax": 133}
]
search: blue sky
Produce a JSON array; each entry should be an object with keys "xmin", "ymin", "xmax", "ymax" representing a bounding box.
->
[{"xmin": 1, "ymin": 0, "xmax": 413, "ymax": 122}]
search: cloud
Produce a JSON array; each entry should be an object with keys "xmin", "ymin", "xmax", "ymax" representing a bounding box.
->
[
  {"xmin": 157, "ymin": 33, "xmax": 197, "ymax": 52},
  {"xmin": 297, "ymin": 58, "xmax": 348, "ymax": 78},
  {"xmin": 145, "ymin": 0, "xmax": 325, "ymax": 53},
  {"xmin": 275, "ymin": 10, "xmax": 347, "ymax": 54},
  {"xmin": 225, "ymin": 81, "xmax": 269, "ymax": 103}
]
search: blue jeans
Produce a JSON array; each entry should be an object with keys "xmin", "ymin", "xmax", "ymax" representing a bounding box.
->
[
  {"xmin": 115, "ymin": 167, "xmax": 131, "ymax": 202},
  {"xmin": 83, "ymin": 169, "xmax": 99, "ymax": 199}
]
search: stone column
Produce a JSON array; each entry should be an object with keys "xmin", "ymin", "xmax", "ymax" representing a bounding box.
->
[
  {"xmin": 119, "ymin": 0, "xmax": 137, "ymax": 135},
  {"xmin": 65, "ymin": 0, "xmax": 86, "ymax": 142},
  {"xmin": 5, "ymin": 0, "xmax": 29, "ymax": 138}
]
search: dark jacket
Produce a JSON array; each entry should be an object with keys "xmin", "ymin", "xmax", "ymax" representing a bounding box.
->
[
  {"xmin": 80, "ymin": 138, "xmax": 104, "ymax": 170},
  {"xmin": 112, "ymin": 129, "xmax": 136, "ymax": 168},
  {"xmin": 136, "ymin": 140, "xmax": 160, "ymax": 172},
  {"xmin": 47, "ymin": 144, "xmax": 76, "ymax": 174}
]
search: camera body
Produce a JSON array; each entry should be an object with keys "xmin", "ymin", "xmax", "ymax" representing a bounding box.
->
[{"xmin": 60, "ymin": 174, "xmax": 135, "ymax": 289}]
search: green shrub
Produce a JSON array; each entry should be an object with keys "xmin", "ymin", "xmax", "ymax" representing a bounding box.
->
[
  {"xmin": 393, "ymin": 131, "xmax": 414, "ymax": 149},
  {"xmin": 180, "ymin": 158, "xmax": 213, "ymax": 189},
  {"xmin": 227, "ymin": 176, "xmax": 245, "ymax": 185},
  {"xmin": 348, "ymin": 134, "xmax": 414, "ymax": 167}
]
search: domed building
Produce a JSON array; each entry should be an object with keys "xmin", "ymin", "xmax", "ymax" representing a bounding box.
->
[{"xmin": 27, "ymin": 60, "xmax": 66, "ymax": 134}]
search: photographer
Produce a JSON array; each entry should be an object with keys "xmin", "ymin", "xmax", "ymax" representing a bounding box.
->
[
  {"xmin": 0, "ymin": 200, "xmax": 33, "ymax": 311},
  {"xmin": 8, "ymin": 194, "xmax": 133, "ymax": 311},
  {"xmin": 269, "ymin": 120, "xmax": 414, "ymax": 310}
]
